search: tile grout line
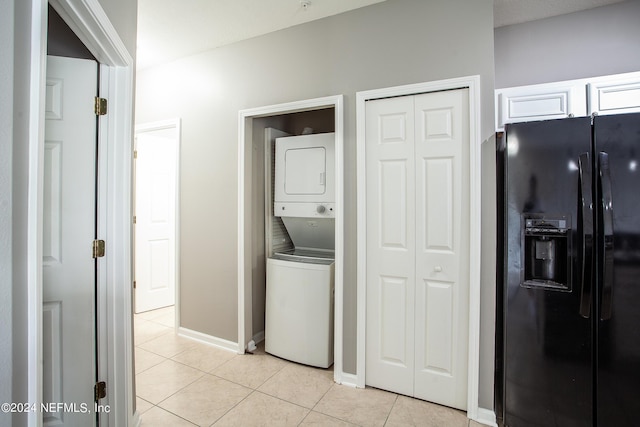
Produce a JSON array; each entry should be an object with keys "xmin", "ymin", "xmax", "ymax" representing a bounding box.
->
[
  {"xmin": 382, "ymin": 394, "xmax": 399, "ymax": 426},
  {"xmin": 151, "ymin": 370, "xmax": 206, "ymax": 420},
  {"xmin": 207, "ymin": 352, "xmax": 287, "ymax": 392},
  {"xmin": 309, "ymin": 380, "xmax": 336, "ymax": 413},
  {"xmin": 207, "ymin": 388, "xmax": 257, "ymax": 426},
  {"xmin": 206, "ymin": 360, "xmax": 311, "ymax": 425}
]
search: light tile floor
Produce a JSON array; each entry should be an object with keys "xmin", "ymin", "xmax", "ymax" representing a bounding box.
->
[{"xmin": 135, "ymin": 306, "xmax": 485, "ymax": 427}]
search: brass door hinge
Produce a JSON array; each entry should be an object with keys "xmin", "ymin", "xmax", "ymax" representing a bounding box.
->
[
  {"xmin": 133, "ymin": 280, "xmax": 136, "ymax": 289},
  {"xmin": 94, "ymin": 97, "xmax": 107, "ymax": 116},
  {"xmin": 94, "ymin": 381, "xmax": 106, "ymax": 401},
  {"xmin": 134, "ymin": 150, "xmax": 138, "ymax": 159},
  {"xmin": 92, "ymin": 240, "xmax": 105, "ymax": 258}
]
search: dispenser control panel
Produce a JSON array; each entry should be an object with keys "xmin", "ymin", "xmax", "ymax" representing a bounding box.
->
[{"xmin": 521, "ymin": 214, "xmax": 572, "ymax": 291}]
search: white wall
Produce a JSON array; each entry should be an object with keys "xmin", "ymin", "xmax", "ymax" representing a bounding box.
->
[
  {"xmin": 1, "ymin": 1, "xmax": 137, "ymax": 424},
  {"xmin": 495, "ymin": 0, "xmax": 640, "ymax": 88},
  {"xmin": 136, "ymin": 0, "xmax": 496, "ymax": 408}
]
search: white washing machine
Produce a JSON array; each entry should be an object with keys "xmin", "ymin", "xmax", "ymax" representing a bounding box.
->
[
  {"xmin": 265, "ymin": 251, "xmax": 334, "ymax": 368},
  {"xmin": 265, "ymin": 254, "xmax": 334, "ymax": 368}
]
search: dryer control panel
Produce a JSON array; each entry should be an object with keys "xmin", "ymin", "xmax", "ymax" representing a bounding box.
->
[{"xmin": 275, "ymin": 202, "xmax": 335, "ymax": 218}]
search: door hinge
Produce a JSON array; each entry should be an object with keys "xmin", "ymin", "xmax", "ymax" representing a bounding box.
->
[
  {"xmin": 133, "ymin": 215, "xmax": 137, "ymax": 224},
  {"xmin": 94, "ymin": 97, "xmax": 107, "ymax": 116},
  {"xmin": 94, "ymin": 381, "xmax": 106, "ymax": 401},
  {"xmin": 133, "ymin": 280, "xmax": 136, "ymax": 289},
  {"xmin": 92, "ymin": 240, "xmax": 105, "ymax": 258},
  {"xmin": 134, "ymin": 150, "xmax": 138, "ymax": 159}
]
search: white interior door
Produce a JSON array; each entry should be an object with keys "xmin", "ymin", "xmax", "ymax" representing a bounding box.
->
[
  {"xmin": 43, "ymin": 55, "xmax": 98, "ymax": 426},
  {"xmin": 365, "ymin": 89, "xmax": 470, "ymax": 410},
  {"xmin": 134, "ymin": 129, "xmax": 178, "ymax": 313}
]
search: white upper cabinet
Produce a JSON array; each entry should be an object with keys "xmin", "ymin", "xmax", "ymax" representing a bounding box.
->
[
  {"xmin": 495, "ymin": 80, "xmax": 587, "ymax": 131},
  {"xmin": 588, "ymin": 73, "xmax": 640, "ymax": 116},
  {"xmin": 495, "ymin": 71, "xmax": 640, "ymax": 131}
]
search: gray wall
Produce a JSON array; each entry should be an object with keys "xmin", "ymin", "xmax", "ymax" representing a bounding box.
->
[
  {"xmin": 495, "ymin": 0, "xmax": 640, "ymax": 88},
  {"xmin": 136, "ymin": 0, "xmax": 496, "ymax": 408},
  {"xmin": 97, "ymin": 0, "xmax": 138, "ymax": 56},
  {"xmin": 1, "ymin": 1, "xmax": 136, "ymax": 424}
]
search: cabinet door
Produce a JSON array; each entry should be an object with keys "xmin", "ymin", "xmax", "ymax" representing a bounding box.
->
[
  {"xmin": 588, "ymin": 72, "xmax": 640, "ymax": 116},
  {"xmin": 495, "ymin": 81, "xmax": 587, "ymax": 131}
]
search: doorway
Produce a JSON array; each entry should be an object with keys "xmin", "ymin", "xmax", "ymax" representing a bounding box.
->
[
  {"xmin": 238, "ymin": 95, "xmax": 345, "ymax": 382},
  {"xmin": 43, "ymin": 7, "xmax": 101, "ymax": 425},
  {"xmin": 134, "ymin": 120, "xmax": 181, "ymax": 319},
  {"xmin": 26, "ymin": 0, "xmax": 136, "ymax": 424}
]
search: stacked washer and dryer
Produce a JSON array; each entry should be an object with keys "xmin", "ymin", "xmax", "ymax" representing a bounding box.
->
[{"xmin": 265, "ymin": 132, "xmax": 335, "ymax": 368}]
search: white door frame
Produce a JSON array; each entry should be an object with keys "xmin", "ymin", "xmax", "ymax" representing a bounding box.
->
[
  {"xmin": 238, "ymin": 95, "xmax": 345, "ymax": 383},
  {"xmin": 356, "ymin": 76, "xmax": 482, "ymax": 419},
  {"xmin": 134, "ymin": 119, "xmax": 182, "ymax": 318},
  {"xmin": 27, "ymin": 0, "xmax": 135, "ymax": 425}
]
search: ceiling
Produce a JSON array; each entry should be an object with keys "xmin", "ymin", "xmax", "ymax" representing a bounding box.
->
[{"xmin": 137, "ymin": 0, "xmax": 626, "ymax": 70}]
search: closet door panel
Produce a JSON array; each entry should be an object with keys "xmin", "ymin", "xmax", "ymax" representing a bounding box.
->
[
  {"xmin": 414, "ymin": 89, "xmax": 470, "ymax": 410},
  {"xmin": 365, "ymin": 96, "xmax": 415, "ymax": 396}
]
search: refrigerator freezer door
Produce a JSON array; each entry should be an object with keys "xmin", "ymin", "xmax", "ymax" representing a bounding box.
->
[
  {"xmin": 502, "ymin": 117, "xmax": 593, "ymax": 426},
  {"xmin": 594, "ymin": 113, "xmax": 640, "ymax": 427}
]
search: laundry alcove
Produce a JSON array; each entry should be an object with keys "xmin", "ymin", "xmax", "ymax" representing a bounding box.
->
[{"xmin": 237, "ymin": 95, "xmax": 346, "ymax": 382}]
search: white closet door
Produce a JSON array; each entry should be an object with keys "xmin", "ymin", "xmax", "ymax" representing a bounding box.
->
[
  {"xmin": 365, "ymin": 89, "xmax": 469, "ymax": 411},
  {"xmin": 414, "ymin": 89, "xmax": 469, "ymax": 409},
  {"xmin": 365, "ymin": 95, "xmax": 416, "ymax": 396}
]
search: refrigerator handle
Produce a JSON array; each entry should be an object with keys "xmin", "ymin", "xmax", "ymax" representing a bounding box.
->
[
  {"xmin": 599, "ymin": 152, "xmax": 614, "ymax": 320},
  {"xmin": 578, "ymin": 152, "xmax": 594, "ymax": 318}
]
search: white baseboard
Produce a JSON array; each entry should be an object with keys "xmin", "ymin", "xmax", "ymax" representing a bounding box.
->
[
  {"xmin": 252, "ymin": 330, "xmax": 265, "ymax": 344},
  {"xmin": 177, "ymin": 327, "xmax": 238, "ymax": 353},
  {"xmin": 131, "ymin": 411, "xmax": 141, "ymax": 427},
  {"xmin": 473, "ymin": 408, "xmax": 497, "ymax": 427},
  {"xmin": 336, "ymin": 372, "xmax": 358, "ymax": 388}
]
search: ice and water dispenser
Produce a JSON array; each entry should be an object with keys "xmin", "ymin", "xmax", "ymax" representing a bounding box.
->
[{"xmin": 522, "ymin": 215, "xmax": 572, "ymax": 291}]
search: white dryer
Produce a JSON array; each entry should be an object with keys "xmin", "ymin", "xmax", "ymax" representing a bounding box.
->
[{"xmin": 274, "ymin": 132, "xmax": 335, "ymax": 218}]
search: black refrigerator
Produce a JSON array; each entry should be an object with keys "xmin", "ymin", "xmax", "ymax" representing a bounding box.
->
[{"xmin": 496, "ymin": 112, "xmax": 640, "ymax": 427}]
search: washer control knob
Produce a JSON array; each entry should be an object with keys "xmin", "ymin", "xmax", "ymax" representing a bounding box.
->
[{"xmin": 317, "ymin": 205, "xmax": 326, "ymax": 214}]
